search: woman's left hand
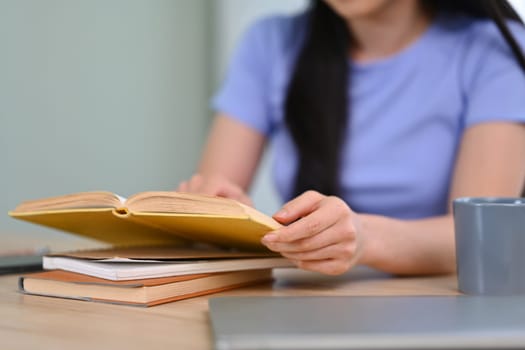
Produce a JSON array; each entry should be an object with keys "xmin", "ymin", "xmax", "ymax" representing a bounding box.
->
[{"xmin": 261, "ymin": 190, "xmax": 365, "ymax": 275}]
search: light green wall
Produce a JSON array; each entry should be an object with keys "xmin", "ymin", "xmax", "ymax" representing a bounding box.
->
[{"xmin": 1, "ymin": 0, "xmax": 212, "ymax": 236}]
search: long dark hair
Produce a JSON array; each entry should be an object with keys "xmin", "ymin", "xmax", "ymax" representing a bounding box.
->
[{"xmin": 284, "ymin": 0, "xmax": 525, "ymax": 198}]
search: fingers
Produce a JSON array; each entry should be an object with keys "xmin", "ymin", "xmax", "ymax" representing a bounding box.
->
[
  {"xmin": 268, "ymin": 195, "xmax": 353, "ymax": 243},
  {"xmin": 273, "ymin": 190, "xmax": 324, "ymax": 224},
  {"xmin": 292, "ymin": 258, "xmax": 354, "ymax": 276},
  {"xmin": 279, "ymin": 241, "xmax": 357, "ymax": 262},
  {"xmin": 178, "ymin": 174, "xmax": 204, "ymax": 192},
  {"xmin": 201, "ymin": 177, "xmax": 246, "ymax": 202},
  {"xmin": 178, "ymin": 181, "xmax": 188, "ymax": 192},
  {"xmin": 176, "ymin": 173, "xmax": 253, "ymax": 206},
  {"xmin": 263, "ymin": 219, "xmax": 355, "ymax": 253},
  {"xmin": 263, "ymin": 191, "xmax": 364, "ymax": 275},
  {"xmin": 219, "ymin": 185, "xmax": 252, "ymax": 206}
]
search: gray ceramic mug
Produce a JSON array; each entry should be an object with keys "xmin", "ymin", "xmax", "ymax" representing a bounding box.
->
[{"xmin": 453, "ymin": 197, "xmax": 525, "ymax": 295}]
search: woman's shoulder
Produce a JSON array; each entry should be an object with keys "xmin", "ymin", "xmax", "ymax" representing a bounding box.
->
[
  {"xmin": 433, "ymin": 14, "xmax": 525, "ymax": 83},
  {"xmin": 439, "ymin": 15, "xmax": 525, "ymax": 55},
  {"xmin": 445, "ymin": 16, "xmax": 525, "ymax": 126},
  {"xmin": 242, "ymin": 11, "xmax": 308, "ymax": 52},
  {"xmin": 467, "ymin": 17, "xmax": 524, "ymax": 51},
  {"xmin": 249, "ymin": 12, "xmax": 304, "ymax": 31}
]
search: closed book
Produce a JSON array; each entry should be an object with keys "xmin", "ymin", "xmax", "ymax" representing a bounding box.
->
[
  {"xmin": 9, "ymin": 191, "xmax": 281, "ymax": 250},
  {"xmin": 19, "ymin": 269, "xmax": 272, "ymax": 307},
  {"xmin": 42, "ymin": 253, "xmax": 293, "ymax": 281},
  {"xmin": 42, "ymin": 246, "xmax": 294, "ymax": 280}
]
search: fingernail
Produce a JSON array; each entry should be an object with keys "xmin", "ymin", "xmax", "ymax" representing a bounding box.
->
[
  {"xmin": 274, "ymin": 208, "xmax": 288, "ymax": 218},
  {"xmin": 262, "ymin": 233, "xmax": 278, "ymax": 242}
]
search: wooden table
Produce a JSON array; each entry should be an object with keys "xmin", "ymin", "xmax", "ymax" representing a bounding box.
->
[
  {"xmin": 0, "ymin": 268, "xmax": 459, "ymax": 350},
  {"xmin": 0, "ymin": 233, "xmax": 459, "ymax": 350}
]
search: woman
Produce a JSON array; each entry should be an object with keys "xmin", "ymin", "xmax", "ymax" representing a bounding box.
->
[{"xmin": 179, "ymin": 0, "xmax": 525, "ymax": 275}]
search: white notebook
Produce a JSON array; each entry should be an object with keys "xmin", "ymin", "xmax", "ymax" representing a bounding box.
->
[{"xmin": 43, "ymin": 255, "xmax": 293, "ymax": 280}]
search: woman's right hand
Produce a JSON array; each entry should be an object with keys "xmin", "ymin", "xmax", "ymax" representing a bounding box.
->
[{"xmin": 177, "ymin": 173, "xmax": 253, "ymax": 207}]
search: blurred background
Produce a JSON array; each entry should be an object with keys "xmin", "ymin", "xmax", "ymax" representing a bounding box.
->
[
  {"xmin": 1, "ymin": 0, "xmax": 524, "ymax": 241},
  {"xmin": 1, "ymin": 0, "xmax": 306, "ymax": 241}
]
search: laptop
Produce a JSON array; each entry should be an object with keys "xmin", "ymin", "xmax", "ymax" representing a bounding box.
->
[{"xmin": 209, "ymin": 295, "xmax": 525, "ymax": 349}]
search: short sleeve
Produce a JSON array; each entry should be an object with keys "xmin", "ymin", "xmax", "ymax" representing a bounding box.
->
[
  {"xmin": 212, "ymin": 18, "xmax": 277, "ymax": 136},
  {"xmin": 462, "ymin": 21, "xmax": 525, "ymax": 127}
]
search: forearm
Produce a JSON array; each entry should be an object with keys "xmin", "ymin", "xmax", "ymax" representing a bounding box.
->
[
  {"xmin": 359, "ymin": 214, "xmax": 456, "ymax": 275},
  {"xmin": 197, "ymin": 114, "xmax": 266, "ymax": 190},
  {"xmin": 178, "ymin": 115, "xmax": 265, "ymax": 205}
]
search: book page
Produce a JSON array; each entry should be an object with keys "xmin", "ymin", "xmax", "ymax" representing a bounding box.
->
[
  {"xmin": 126, "ymin": 191, "xmax": 246, "ymax": 216},
  {"xmin": 12, "ymin": 191, "xmax": 124, "ymax": 212},
  {"xmin": 49, "ymin": 246, "xmax": 279, "ymax": 260}
]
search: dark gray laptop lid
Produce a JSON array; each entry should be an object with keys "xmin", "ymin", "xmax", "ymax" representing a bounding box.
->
[{"xmin": 209, "ymin": 296, "xmax": 525, "ymax": 350}]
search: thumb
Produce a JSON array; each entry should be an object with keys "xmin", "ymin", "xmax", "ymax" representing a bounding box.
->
[{"xmin": 273, "ymin": 190, "xmax": 324, "ymax": 224}]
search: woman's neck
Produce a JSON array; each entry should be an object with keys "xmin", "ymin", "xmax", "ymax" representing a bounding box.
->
[{"xmin": 347, "ymin": 1, "xmax": 431, "ymax": 63}]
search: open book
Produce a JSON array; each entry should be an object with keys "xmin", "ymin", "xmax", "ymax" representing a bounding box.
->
[{"xmin": 9, "ymin": 191, "xmax": 281, "ymax": 250}]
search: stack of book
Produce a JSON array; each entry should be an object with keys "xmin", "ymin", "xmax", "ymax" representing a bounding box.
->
[{"xmin": 9, "ymin": 191, "xmax": 294, "ymax": 307}]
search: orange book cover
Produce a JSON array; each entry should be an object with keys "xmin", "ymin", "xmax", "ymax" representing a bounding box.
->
[{"xmin": 19, "ymin": 269, "xmax": 273, "ymax": 307}]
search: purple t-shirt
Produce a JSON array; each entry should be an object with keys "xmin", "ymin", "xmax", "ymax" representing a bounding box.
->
[{"xmin": 213, "ymin": 13, "xmax": 525, "ymax": 219}]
